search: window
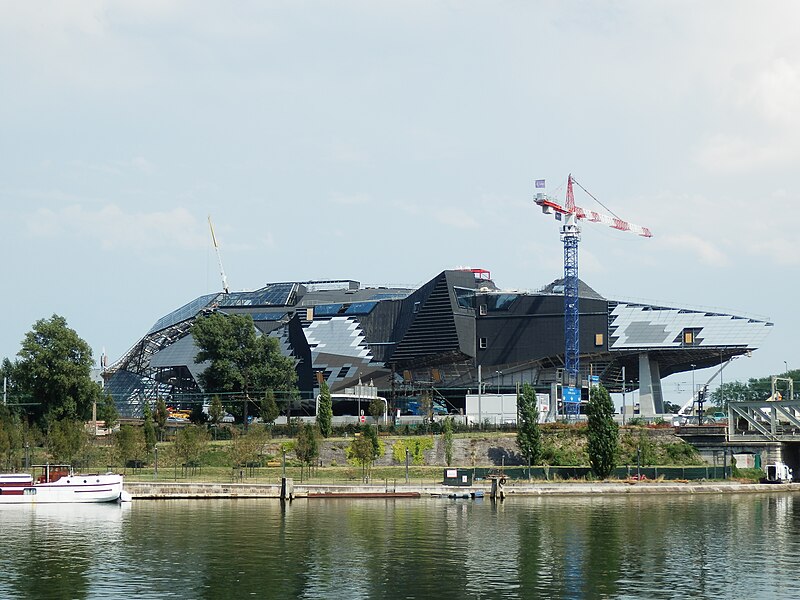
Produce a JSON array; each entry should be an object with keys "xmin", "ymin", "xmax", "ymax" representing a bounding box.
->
[
  {"xmin": 595, "ymin": 333, "xmax": 604, "ymax": 347},
  {"xmin": 683, "ymin": 329, "xmax": 694, "ymax": 345},
  {"xmin": 479, "ymin": 337, "xmax": 487, "ymax": 349},
  {"xmin": 413, "ymin": 302, "xmax": 421, "ymax": 313},
  {"xmin": 306, "ymin": 308, "xmax": 314, "ymax": 321},
  {"xmin": 479, "ymin": 304, "xmax": 488, "ymax": 316}
]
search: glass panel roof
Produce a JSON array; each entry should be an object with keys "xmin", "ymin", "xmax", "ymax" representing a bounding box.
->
[
  {"xmin": 344, "ymin": 301, "xmax": 377, "ymax": 315},
  {"xmin": 218, "ymin": 283, "xmax": 297, "ymax": 307},
  {"xmin": 314, "ymin": 304, "xmax": 343, "ymax": 316},
  {"xmin": 147, "ymin": 293, "xmax": 221, "ymax": 335},
  {"xmin": 251, "ymin": 312, "xmax": 288, "ymax": 321}
]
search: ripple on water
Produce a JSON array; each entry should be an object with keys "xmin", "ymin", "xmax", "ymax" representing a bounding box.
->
[{"xmin": 0, "ymin": 494, "xmax": 797, "ymax": 599}]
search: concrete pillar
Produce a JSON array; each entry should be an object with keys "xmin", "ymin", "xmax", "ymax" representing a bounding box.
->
[
  {"xmin": 547, "ymin": 382, "xmax": 559, "ymax": 422},
  {"xmin": 490, "ymin": 476, "xmax": 506, "ymax": 500},
  {"xmin": 281, "ymin": 477, "xmax": 294, "ymax": 501},
  {"xmin": 638, "ymin": 352, "xmax": 664, "ymax": 416}
]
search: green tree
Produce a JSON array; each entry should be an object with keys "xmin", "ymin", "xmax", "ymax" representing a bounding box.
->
[
  {"xmin": 369, "ymin": 398, "xmax": 385, "ymax": 425},
  {"xmin": 11, "ymin": 315, "xmax": 101, "ymax": 427},
  {"xmin": 710, "ymin": 379, "xmax": 768, "ymax": 409},
  {"xmin": 442, "ymin": 416, "xmax": 454, "ymax": 466},
  {"xmin": 587, "ymin": 384, "xmax": 618, "ymax": 479},
  {"xmin": 364, "ymin": 423, "xmax": 380, "ymax": 461},
  {"xmin": 295, "ymin": 422, "xmax": 319, "ymax": 477},
  {"xmin": 349, "ymin": 431, "xmax": 376, "ymax": 478},
  {"xmin": 228, "ymin": 427, "xmax": 270, "ymax": 478},
  {"xmin": 189, "ymin": 404, "xmax": 208, "ymax": 425},
  {"xmin": 517, "ymin": 383, "xmax": 542, "ymax": 465},
  {"xmin": 46, "ymin": 419, "xmax": 89, "ymax": 465},
  {"xmin": 192, "ymin": 313, "xmax": 298, "ymax": 426},
  {"xmin": 260, "ymin": 390, "xmax": 281, "ymax": 425},
  {"xmin": 114, "ymin": 425, "xmax": 145, "ymax": 470},
  {"xmin": 0, "ymin": 419, "xmax": 10, "ymax": 469},
  {"xmin": 174, "ymin": 425, "xmax": 210, "ymax": 469},
  {"xmin": 209, "ymin": 394, "xmax": 225, "ymax": 426},
  {"xmin": 97, "ymin": 394, "xmax": 119, "ymax": 432},
  {"xmin": 0, "ymin": 406, "xmax": 26, "ymax": 470},
  {"xmin": 317, "ymin": 381, "xmax": 333, "ymax": 438},
  {"xmin": 142, "ymin": 403, "xmax": 156, "ymax": 454},
  {"xmin": 154, "ymin": 398, "xmax": 168, "ymax": 441}
]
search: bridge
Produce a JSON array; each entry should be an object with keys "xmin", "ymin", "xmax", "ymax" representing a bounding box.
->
[{"xmin": 727, "ymin": 399, "xmax": 800, "ymax": 442}]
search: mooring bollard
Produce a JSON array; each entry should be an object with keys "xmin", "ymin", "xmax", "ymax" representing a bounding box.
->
[
  {"xmin": 281, "ymin": 477, "xmax": 294, "ymax": 501},
  {"xmin": 490, "ymin": 476, "xmax": 506, "ymax": 501}
]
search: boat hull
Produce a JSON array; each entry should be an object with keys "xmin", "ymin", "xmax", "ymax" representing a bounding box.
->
[{"xmin": 0, "ymin": 473, "xmax": 125, "ymax": 504}]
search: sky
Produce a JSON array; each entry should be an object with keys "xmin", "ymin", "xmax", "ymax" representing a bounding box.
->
[{"xmin": 1, "ymin": 1, "xmax": 798, "ymax": 406}]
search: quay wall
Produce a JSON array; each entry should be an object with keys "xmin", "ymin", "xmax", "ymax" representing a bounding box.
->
[{"xmin": 124, "ymin": 481, "xmax": 800, "ymax": 500}]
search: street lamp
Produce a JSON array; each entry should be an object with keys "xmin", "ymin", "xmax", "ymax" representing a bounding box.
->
[
  {"xmin": 621, "ymin": 365, "xmax": 626, "ymax": 426},
  {"xmin": 496, "ymin": 371, "xmax": 502, "ymax": 395},
  {"xmin": 785, "ymin": 361, "xmax": 789, "ymax": 374},
  {"xmin": 691, "ymin": 364, "xmax": 696, "ymax": 417}
]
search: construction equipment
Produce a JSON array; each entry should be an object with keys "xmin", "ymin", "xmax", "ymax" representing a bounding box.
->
[
  {"xmin": 208, "ymin": 216, "xmax": 230, "ymax": 294},
  {"xmin": 534, "ymin": 175, "xmax": 652, "ymax": 414}
]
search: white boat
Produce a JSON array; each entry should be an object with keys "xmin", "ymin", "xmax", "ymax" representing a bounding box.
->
[{"xmin": 0, "ymin": 465, "xmax": 128, "ymax": 504}]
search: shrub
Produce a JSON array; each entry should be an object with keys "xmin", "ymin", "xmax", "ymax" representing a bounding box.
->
[{"xmin": 392, "ymin": 438, "xmax": 433, "ymax": 465}]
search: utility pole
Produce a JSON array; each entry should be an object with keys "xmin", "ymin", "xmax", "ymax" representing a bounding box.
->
[{"xmin": 622, "ymin": 366, "xmax": 626, "ymax": 426}]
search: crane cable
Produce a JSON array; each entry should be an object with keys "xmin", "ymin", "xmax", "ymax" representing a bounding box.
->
[{"xmin": 570, "ymin": 177, "xmax": 623, "ymax": 221}]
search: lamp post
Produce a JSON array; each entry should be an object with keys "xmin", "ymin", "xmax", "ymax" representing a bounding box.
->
[
  {"xmin": 785, "ymin": 361, "xmax": 789, "ymax": 374},
  {"xmin": 621, "ymin": 365, "xmax": 626, "ymax": 426},
  {"xmin": 154, "ymin": 446, "xmax": 158, "ymax": 480},
  {"xmin": 496, "ymin": 371, "xmax": 502, "ymax": 395},
  {"xmin": 691, "ymin": 364, "xmax": 696, "ymax": 416}
]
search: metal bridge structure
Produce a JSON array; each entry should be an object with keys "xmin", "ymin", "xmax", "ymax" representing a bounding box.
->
[
  {"xmin": 728, "ymin": 377, "xmax": 800, "ymax": 441},
  {"xmin": 728, "ymin": 399, "xmax": 800, "ymax": 442}
]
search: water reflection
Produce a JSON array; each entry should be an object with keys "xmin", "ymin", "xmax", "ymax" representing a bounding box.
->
[
  {"xmin": 0, "ymin": 494, "xmax": 799, "ymax": 598},
  {"xmin": 0, "ymin": 504, "xmax": 127, "ymax": 599}
]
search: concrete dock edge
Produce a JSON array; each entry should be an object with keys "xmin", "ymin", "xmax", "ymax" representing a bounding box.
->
[{"xmin": 124, "ymin": 481, "xmax": 800, "ymax": 500}]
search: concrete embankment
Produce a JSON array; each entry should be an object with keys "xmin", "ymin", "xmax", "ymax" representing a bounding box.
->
[{"xmin": 125, "ymin": 481, "xmax": 800, "ymax": 500}]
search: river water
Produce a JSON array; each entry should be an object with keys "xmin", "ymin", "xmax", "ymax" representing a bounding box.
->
[{"xmin": 0, "ymin": 493, "xmax": 797, "ymax": 599}]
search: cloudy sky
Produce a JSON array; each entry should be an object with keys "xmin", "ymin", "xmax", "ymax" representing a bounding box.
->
[{"xmin": 1, "ymin": 2, "xmax": 797, "ymax": 404}]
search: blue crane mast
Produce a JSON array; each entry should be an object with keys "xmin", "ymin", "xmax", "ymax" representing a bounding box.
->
[{"xmin": 534, "ymin": 175, "xmax": 652, "ymax": 416}]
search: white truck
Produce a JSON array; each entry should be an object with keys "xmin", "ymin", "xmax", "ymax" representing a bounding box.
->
[{"xmin": 762, "ymin": 461, "xmax": 793, "ymax": 484}]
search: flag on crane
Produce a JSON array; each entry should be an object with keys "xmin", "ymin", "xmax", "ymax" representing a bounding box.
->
[{"xmin": 535, "ymin": 179, "xmax": 546, "ymax": 188}]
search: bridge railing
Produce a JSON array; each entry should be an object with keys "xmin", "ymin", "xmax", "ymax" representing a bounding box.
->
[{"xmin": 728, "ymin": 400, "xmax": 800, "ymax": 441}]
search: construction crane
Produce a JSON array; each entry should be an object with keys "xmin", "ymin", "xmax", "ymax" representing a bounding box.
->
[
  {"xmin": 534, "ymin": 175, "xmax": 652, "ymax": 414},
  {"xmin": 208, "ymin": 216, "xmax": 230, "ymax": 294}
]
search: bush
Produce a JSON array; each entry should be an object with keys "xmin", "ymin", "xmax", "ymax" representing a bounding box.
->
[
  {"xmin": 392, "ymin": 438, "xmax": 433, "ymax": 465},
  {"xmin": 733, "ymin": 467, "xmax": 766, "ymax": 482},
  {"xmin": 664, "ymin": 441, "xmax": 701, "ymax": 464}
]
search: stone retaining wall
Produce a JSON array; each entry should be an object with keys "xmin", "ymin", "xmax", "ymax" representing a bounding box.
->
[{"xmin": 124, "ymin": 480, "xmax": 799, "ymax": 500}]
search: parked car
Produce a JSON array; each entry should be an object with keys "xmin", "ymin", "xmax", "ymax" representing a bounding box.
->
[{"xmin": 709, "ymin": 412, "xmax": 728, "ymax": 424}]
